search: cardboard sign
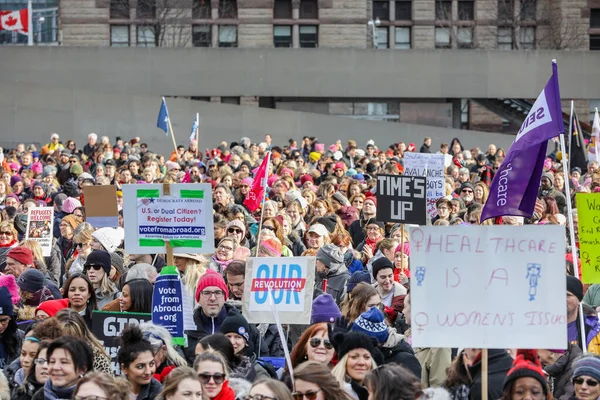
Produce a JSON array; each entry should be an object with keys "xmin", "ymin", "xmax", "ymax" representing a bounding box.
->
[
  {"xmin": 91, "ymin": 311, "xmax": 152, "ymax": 375},
  {"xmin": 376, "ymin": 174, "xmax": 427, "ymax": 225},
  {"xmin": 83, "ymin": 185, "xmax": 119, "ymax": 228},
  {"xmin": 410, "ymin": 225, "xmax": 566, "ymax": 349},
  {"xmin": 152, "ymin": 266, "xmax": 185, "ymax": 346},
  {"xmin": 576, "ymin": 193, "xmax": 600, "ymax": 283},
  {"xmin": 403, "ymin": 153, "xmax": 445, "ymax": 218},
  {"xmin": 25, "ymin": 207, "xmax": 54, "ymax": 257},
  {"xmin": 242, "ymin": 257, "xmax": 316, "ymax": 324},
  {"xmin": 122, "ymin": 183, "xmax": 214, "ymax": 254}
]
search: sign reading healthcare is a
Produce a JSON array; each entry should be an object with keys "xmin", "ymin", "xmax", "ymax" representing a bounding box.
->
[
  {"xmin": 242, "ymin": 257, "xmax": 315, "ymax": 325},
  {"xmin": 410, "ymin": 225, "xmax": 566, "ymax": 349},
  {"xmin": 122, "ymin": 183, "xmax": 214, "ymax": 254}
]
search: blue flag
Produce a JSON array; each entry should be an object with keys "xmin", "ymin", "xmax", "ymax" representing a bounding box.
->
[
  {"xmin": 190, "ymin": 113, "xmax": 199, "ymax": 141},
  {"xmin": 157, "ymin": 98, "xmax": 169, "ymax": 135},
  {"xmin": 482, "ymin": 60, "xmax": 563, "ymax": 221}
]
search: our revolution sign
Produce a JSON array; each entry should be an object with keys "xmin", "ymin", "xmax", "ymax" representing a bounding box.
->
[
  {"xmin": 409, "ymin": 225, "xmax": 566, "ymax": 349},
  {"xmin": 25, "ymin": 207, "xmax": 54, "ymax": 257},
  {"xmin": 403, "ymin": 153, "xmax": 445, "ymax": 218},
  {"xmin": 122, "ymin": 183, "xmax": 214, "ymax": 254},
  {"xmin": 242, "ymin": 257, "xmax": 315, "ymax": 324},
  {"xmin": 376, "ymin": 174, "xmax": 427, "ymax": 225}
]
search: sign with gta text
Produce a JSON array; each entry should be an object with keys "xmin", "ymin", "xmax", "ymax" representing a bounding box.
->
[
  {"xmin": 91, "ymin": 311, "xmax": 152, "ymax": 375},
  {"xmin": 403, "ymin": 153, "xmax": 445, "ymax": 218},
  {"xmin": 576, "ymin": 193, "xmax": 600, "ymax": 283},
  {"xmin": 122, "ymin": 183, "xmax": 214, "ymax": 254},
  {"xmin": 410, "ymin": 225, "xmax": 566, "ymax": 349},
  {"xmin": 376, "ymin": 174, "xmax": 427, "ymax": 225},
  {"xmin": 243, "ymin": 257, "xmax": 315, "ymax": 324},
  {"xmin": 26, "ymin": 207, "xmax": 54, "ymax": 257}
]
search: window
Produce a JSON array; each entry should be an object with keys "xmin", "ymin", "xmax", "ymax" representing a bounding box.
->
[
  {"xmin": 299, "ymin": 0, "xmax": 318, "ymax": 19},
  {"xmin": 192, "ymin": 0, "xmax": 211, "ymax": 19},
  {"xmin": 136, "ymin": 0, "xmax": 156, "ymax": 19},
  {"xmin": 394, "ymin": 27, "xmax": 411, "ymax": 49},
  {"xmin": 457, "ymin": 27, "xmax": 473, "ymax": 47},
  {"xmin": 519, "ymin": 26, "xmax": 535, "ymax": 49},
  {"xmin": 591, "ymin": 9, "xmax": 600, "ymax": 28},
  {"xmin": 519, "ymin": 0, "xmax": 536, "ymax": 21},
  {"xmin": 376, "ymin": 27, "xmax": 388, "ymax": 49},
  {"xmin": 435, "ymin": 27, "xmax": 451, "ymax": 48},
  {"xmin": 110, "ymin": 25, "xmax": 130, "ymax": 46},
  {"xmin": 395, "ymin": 1, "xmax": 411, "ymax": 20},
  {"xmin": 219, "ymin": 25, "xmax": 237, "ymax": 46},
  {"xmin": 373, "ymin": 1, "xmax": 390, "ymax": 21},
  {"xmin": 110, "ymin": 0, "xmax": 129, "ymax": 19},
  {"xmin": 192, "ymin": 25, "xmax": 211, "ymax": 47},
  {"xmin": 136, "ymin": 25, "xmax": 155, "ymax": 46},
  {"xmin": 591, "ymin": 35, "xmax": 600, "ymax": 50},
  {"xmin": 497, "ymin": 0, "xmax": 513, "ymax": 21},
  {"xmin": 219, "ymin": 0, "xmax": 237, "ymax": 18},
  {"xmin": 435, "ymin": 0, "xmax": 451, "ymax": 20},
  {"xmin": 458, "ymin": 0, "xmax": 474, "ymax": 20},
  {"xmin": 497, "ymin": 27, "xmax": 512, "ymax": 49},
  {"xmin": 590, "ymin": 100, "xmax": 600, "ymax": 123},
  {"xmin": 299, "ymin": 25, "xmax": 318, "ymax": 47},
  {"xmin": 274, "ymin": 0, "xmax": 292, "ymax": 19},
  {"xmin": 274, "ymin": 25, "xmax": 292, "ymax": 47}
]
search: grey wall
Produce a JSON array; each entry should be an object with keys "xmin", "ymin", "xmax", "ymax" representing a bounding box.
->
[
  {"xmin": 1, "ymin": 47, "xmax": 599, "ymax": 99},
  {"xmin": 0, "ymin": 81, "xmax": 516, "ymax": 154}
]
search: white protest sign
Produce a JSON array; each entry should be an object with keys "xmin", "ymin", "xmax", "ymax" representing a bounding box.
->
[
  {"xmin": 26, "ymin": 207, "xmax": 54, "ymax": 257},
  {"xmin": 403, "ymin": 152, "xmax": 445, "ymax": 218},
  {"xmin": 122, "ymin": 184, "xmax": 214, "ymax": 254},
  {"xmin": 410, "ymin": 225, "xmax": 566, "ymax": 349},
  {"xmin": 243, "ymin": 257, "xmax": 315, "ymax": 324}
]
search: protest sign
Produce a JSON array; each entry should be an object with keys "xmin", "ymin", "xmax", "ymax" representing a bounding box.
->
[
  {"xmin": 83, "ymin": 185, "xmax": 119, "ymax": 228},
  {"xmin": 403, "ymin": 153, "xmax": 445, "ymax": 218},
  {"xmin": 122, "ymin": 183, "xmax": 214, "ymax": 254},
  {"xmin": 25, "ymin": 207, "xmax": 53, "ymax": 257},
  {"xmin": 376, "ymin": 174, "xmax": 427, "ymax": 225},
  {"xmin": 152, "ymin": 266, "xmax": 185, "ymax": 346},
  {"xmin": 410, "ymin": 225, "xmax": 566, "ymax": 349},
  {"xmin": 576, "ymin": 193, "xmax": 600, "ymax": 283},
  {"xmin": 91, "ymin": 311, "xmax": 151, "ymax": 374},
  {"xmin": 242, "ymin": 257, "xmax": 316, "ymax": 324}
]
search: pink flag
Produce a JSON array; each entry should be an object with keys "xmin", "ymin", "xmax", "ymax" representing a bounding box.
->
[{"xmin": 244, "ymin": 152, "xmax": 271, "ymax": 212}]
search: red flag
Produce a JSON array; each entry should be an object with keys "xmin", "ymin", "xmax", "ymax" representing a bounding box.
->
[
  {"xmin": 244, "ymin": 152, "xmax": 270, "ymax": 212},
  {"xmin": 0, "ymin": 9, "xmax": 28, "ymax": 33}
]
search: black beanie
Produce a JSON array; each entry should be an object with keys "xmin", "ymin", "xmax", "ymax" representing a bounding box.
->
[
  {"xmin": 0, "ymin": 287, "xmax": 14, "ymax": 317},
  {"xmin": 567, "ymin": 276, "xmax": 583, "ymax": 301},
  {"xmin": 314, "ymin": 215, "xmax": 337, "ymax": 234},
  {"xmin": 85, "ymin": 250, "xmax": 112, "ymax": 275},
  {"xmin": 219, "ymin": 310, "xmax": 250, "ymax": 343},
  {"xmin": 372, "ymin": 257, "xmax": 394, "ymax": 280},
  {"xmin": 332, "ymin": 332, "xmax": 384, "ymax": 366}
]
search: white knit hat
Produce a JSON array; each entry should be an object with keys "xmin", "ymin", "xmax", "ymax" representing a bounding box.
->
[{"xmin": 92, "ymin": 227, "xmax": 123, "ymax": 252}]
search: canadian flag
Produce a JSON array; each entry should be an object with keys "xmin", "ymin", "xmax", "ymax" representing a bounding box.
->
[{"xmin": 0, "ymin": 8, "xmax": 29, "ymax": 33}]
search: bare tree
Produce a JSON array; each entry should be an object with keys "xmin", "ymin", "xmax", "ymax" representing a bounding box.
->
[{"xmin": 434, "ymin": 0, "xmax": 481, "ymax": 49}]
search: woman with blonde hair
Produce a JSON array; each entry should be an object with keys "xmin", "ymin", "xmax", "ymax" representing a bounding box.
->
[
  {"xmin": 0, "ymin": 221, "xmax": 18, "ymax": 270},
  {"xmin": 209, "ymin": 237, "xmax": 238, "ymax": 275},
  {"xmin": 312, "ymin": 199, "xmax": 333, "ymax": 219},
  {"xmin": 301, "ymin": 188, "xmax": 316, "ymax": 206},
  {"xmin": 139, "ymin": 322, "xmax": 188, "ymax": 383},
  {"xmin": 74, "ymin": 372, "xmax": 131, "ymax": 400},
  {"xmin": 193, "ymin": 350, "xmax": 235, "ymax": 400},
  {"xmin": 473, "ymin": 182, "xmax": 490, "ymax": 205},
  {"xmin": 157, "ymin": 366, "xmax": 202, "ymax": 400},
  {"xmin": 65, "ymin": 222, "xmax": 94, "ymax": 278},
  {"xmin": 173, "ymin": 253, "xmax": 208, "ymax": 301}
]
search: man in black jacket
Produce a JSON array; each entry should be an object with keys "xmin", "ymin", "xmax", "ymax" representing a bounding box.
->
[{"xmin": 468, "ymin": 348, "xmax": 513, "ymax": 400}]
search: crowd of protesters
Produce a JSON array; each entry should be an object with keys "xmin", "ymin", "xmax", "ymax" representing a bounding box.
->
[{"xmin": 0, "ymin": 131, "xmax": 599, "ymax": 400}]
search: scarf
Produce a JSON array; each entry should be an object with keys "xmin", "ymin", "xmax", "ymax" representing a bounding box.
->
[
  {"xmin": 212, "ymin": 254, "xmax": 233, "ymax": 271},
  {"xmin": 214, "ymin": 380, "xmax": 236, "ymax": 400},
  {"xmin": 0, "ymin": 239, "xmax": 17, "ymax": 248},
  {"xmin": 365, "ymin": 237, "xmax": 380, "ymax": 254},
  {"xmin": 43, "ymin": 379, "xmax": 77, "ymax": 400}
]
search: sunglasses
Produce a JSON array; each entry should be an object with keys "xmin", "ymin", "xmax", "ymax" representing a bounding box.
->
[
  {"xmin": 0, "ymin": 231, "xmax": 12, "ymax": 235},
  {"xmin": 228, "ymin": 228, "xmax": 243, "ymax": 234},
  {"xmin": 84, "ymin": 264, "xmax": 103, "ymax": 271},
  {"xmin": 461, "ymin": 189, "xmax": 473, "ymax": 193},
  {"xmin": 309, "ymin": 338, "xmax": 333, "ymax": 350},
  {"xmin": 292, "ymin": 389, "xmax": 322, "ymax": 400},
  {"xmin": 573, "ymin": 378, "xmax": 599, "ymax": 387},
  {"xmin": 75, "ymin": 242, "xmax": 87, "ymax": 248},
  {"xmin": 198, "ymin": 372, "xmax": 226, "ymax": 385},
  {"xmin": 263, "ymin": 225, "xmax": 275, "ymax": 231}
]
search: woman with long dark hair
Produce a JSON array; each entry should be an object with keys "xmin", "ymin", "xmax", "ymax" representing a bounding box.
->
[
  {"xmin": 293, "ymin": 361, "xmax": 351, "ymax": 400},
  {"xmin": 63, "ymin": 273, "xmax": 97, "ymax": 328},
  {"xmin": 119, "ymin": 279, "xmax": 153, "ymax": 313}
]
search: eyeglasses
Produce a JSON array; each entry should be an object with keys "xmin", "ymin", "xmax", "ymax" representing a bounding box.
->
[
  {"xmin": 84, "ymin": 264, "xmax": 103, "ymax": 271},
  {"xmin": 0, "ymin": 317, "xmax": 11, "ymax": 325},
  {"xmin": 218, "ymin": 245, "xmax": 233, "ymax": 252},
  {"xmin": 200, "ymin": 290, "xmax": 225, "ymax": 299},
  {"xmin": 309, "ymin": 338, "xmax": 333, "ymax": 350},
  {"xmin": 244, "ymin": 395, "xmax": 277, "ymax": 400},
  {"xmin": 292, "ymin": 389, "xmax": 322, "ymax": 400},
  {"xmin": 34, "ymin": 358, "xmax": 48, "ymax": 365},
  {"xmin": 228, "ymin": 228, "xmax": 243, "ymax": 234},
  {"xmin": 573, "ymin": 378, "xmax": 599, "ymax": 387},
  {"xmin": 198, "ymin": 372, "xmax": 226, "ymax": 385}
]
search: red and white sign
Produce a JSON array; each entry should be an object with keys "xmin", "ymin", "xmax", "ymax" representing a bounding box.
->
[{"xmin": 0, "ymin": 8, "xmax": 29, "ymax": 33}]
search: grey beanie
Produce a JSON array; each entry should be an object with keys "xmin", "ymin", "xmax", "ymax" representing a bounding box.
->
[
  {"xmin": 332, "ymin": 192, "xmax": 350, "ymax": 207},
  {"xmin": 316, "ymin": 244, "xmax": 344, "ymax": 269},
  {"xmin": 42, "ymin": 165, "xmax": 57, "ymax": 178}
]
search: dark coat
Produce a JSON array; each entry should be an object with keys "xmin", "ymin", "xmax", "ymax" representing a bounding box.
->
[
  {"xmin": 137, "ymin": 378, "xmax": 162, "ymax": 400},
  {"xmin": 545, "ymin": 344, "xmax": 582, "ymax": 400},
  {"xmin": 468, "ymin": 349, "xmax": 513, "ymax": 400}
]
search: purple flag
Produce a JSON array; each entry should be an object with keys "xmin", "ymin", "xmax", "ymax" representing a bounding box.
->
[{"xmin": 481, "ymin": 61, "xmax": 563, "ymax": 221}]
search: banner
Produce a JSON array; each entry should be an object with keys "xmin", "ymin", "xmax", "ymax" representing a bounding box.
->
[
  {"xmin": 122, "ymin": 183, "xmax": 214, "ymax": 254},
  {"xmin": 152, "ymin": 266, "xmax": 185, "ymax": 346},
  {"xmin": 91, "ymin": 311, "xmax": 151, "ymax": 374},
  {"xmin": 83, "ymin": 185, "xmax": 119, "ymax": 228},
  {"xmin": 410, "ymin": 225, "xmax": 566, "ymax": 349},
  {"xmin": 576, "ymin": 193, "xmax": 600, "ymax": 283},
  {"xmin": 403, "ymin": 153, "xmax": 445, "ymax": 218},
  {"xmin": 242, "ymin": 257, "xmax": 315, "ymax": 324},
  {"xmin": 25, "ymin": 207, "xmax": 53, "ymax": 257},
  {"xmin": 376, "ymin": 174, "xmax": 427, "ymax": 225}
]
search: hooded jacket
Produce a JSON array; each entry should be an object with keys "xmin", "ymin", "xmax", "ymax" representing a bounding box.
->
[{"xmin": 316, "ymin": 262, "xmax": 350, "ymax": 304}]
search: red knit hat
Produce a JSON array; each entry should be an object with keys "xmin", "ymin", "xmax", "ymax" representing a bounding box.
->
[
  {"xmin": 7, "ymin": 247, "xmax": 34, "ymax": 266},
  {"xmin": 195, "ymin": 270, "xmax": 229, "ymax": 302},
  {"xmin": 35, "ymin": 298, "xmax": 70, "ymax": 318},
  {"xmin": 364, "ymin": 195, "xmax": 377, "ymax": 206},
  {"xmin": 503, "ymin": 350, "xmax": 548, "ymax": 395}
]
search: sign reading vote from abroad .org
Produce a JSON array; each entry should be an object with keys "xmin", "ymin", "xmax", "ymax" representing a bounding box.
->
[
  {"xmin": 409, "ymin": 225, "xmax": 566, "ymax": 349},
  {"xmin": 243, "ymin": 257, "xmax": 315, "ymax": 325},
  {"xmin": 376, "ymin": 174, "xmax": 427, "ymax": 225}
]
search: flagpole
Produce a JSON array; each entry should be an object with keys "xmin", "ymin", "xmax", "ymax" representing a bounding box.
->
[
  {"xmin": 27, "ymin": 0, "xmax": 33, "ymax": 46},
  {"xmin": 254, "ymin": 151, "xmax": 271, "ymax": 257},
  {"xmin": 595, "ymin": 108, "xmax": 600, "ymax": 160},
  {"xmin": 568, "ymin": 101, "xmax": 574, "ymax": 173},
  {"xmin": 195, "ymin": 113, "xmax": 200, "ymax": 158},
  {"xmin": 163, "ymin": 97, "xmax": 179, "ymax": 160}
]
